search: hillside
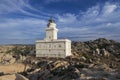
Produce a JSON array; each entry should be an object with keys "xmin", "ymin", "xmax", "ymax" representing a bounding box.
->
[
  {"xmin": 72, "ymin": 38, "xmax": 120, "ymax": 58},
  {"xmin": 0, "ymin": 38, "xmax": 120, "ymax": 80}
]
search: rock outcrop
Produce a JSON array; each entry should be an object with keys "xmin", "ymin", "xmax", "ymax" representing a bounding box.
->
[
  {"xmin": 0, "ymin": 74, "xmax": 28, "ymax": 80},
  {"xmin": 0, "ymin": 38, "xmax": 120, "ymax": 80}
]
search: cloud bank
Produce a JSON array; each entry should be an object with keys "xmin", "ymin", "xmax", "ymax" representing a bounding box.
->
[
  {"xmin": 0, "ymin": 0, "xmax": 120, "ymax": 44},
  {"xmin": 56, "ymin": 2, "xmax": 120, "ymax": 41}
]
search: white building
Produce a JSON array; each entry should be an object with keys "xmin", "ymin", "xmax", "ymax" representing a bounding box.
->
[{"xmin": 36, "ymin": 19, "xmax": 71, "ymax": 58}]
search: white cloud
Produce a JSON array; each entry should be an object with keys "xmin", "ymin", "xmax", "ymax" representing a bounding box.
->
[
  {"xmin": 56, "ymin": 13, "xmax": 77, "ymax": 23},
  {"xmin": 59, "ymin": 27, "xmax": 89, "ymax": 33},
  {"xmin": 0, "ymin": 1, "xmax": 120, "ymax": 43},
  {"xmin": 55, "ymin": 2, "xmax": 120, "ymax": 41},
  {"xmin": 82, "ymin": 5, "xmax": 100, "ymax": 18},
  {"xmin": 0, "ymin": 18, "xmax": 47, "ymax": 39},
  {"xmin": 0, "ymin": 0, "xmax": 51, "ymax": 18},
  {"xmin": 0, "ymin": 0, "xmax": 27, "ymax": 13},
  {"xmin": 102, "ymin": 3, "xmax": 117, "ymax": 15},
  {"xmin": 106, "ymin": 23, "xmax": 112, "ymax": 26},
  {"xmin": 0, "ymin": 18, "xmax": 47, "ymax": 28}
]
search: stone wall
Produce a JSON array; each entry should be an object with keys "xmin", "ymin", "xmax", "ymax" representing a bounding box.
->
[{"xmin": 36, "ymin": 40, "xmax": 71, "ymax": 58}]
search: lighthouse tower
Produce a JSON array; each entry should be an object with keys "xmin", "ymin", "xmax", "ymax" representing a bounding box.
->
[
  {"xmin": 45, "ymin": 18, "xmax": 58, "ymax": 40},
  {"xmin": 36, "ymin": 18, "xmax": 71, "ymax": 58}
]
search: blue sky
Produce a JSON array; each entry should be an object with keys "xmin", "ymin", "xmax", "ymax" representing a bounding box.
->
[{"xmin": 0, "ymin": 0, "xmax": 120, "ymax": 44}]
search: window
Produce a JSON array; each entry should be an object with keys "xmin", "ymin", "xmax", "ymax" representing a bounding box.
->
[
  {"xmin": 58, "ymin": 44, "xmax": 61, "ymax": 48},
  {"xmin": 49, "ymin": 36, "xmax": 51, "ymax": 39}
]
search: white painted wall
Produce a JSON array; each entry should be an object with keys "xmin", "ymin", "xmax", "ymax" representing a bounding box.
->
[
  {"xmin": 36, "ymin": 40, "xmax": 71, "ymax": 58},
  {"xmin": 36, "ymin": 19, "xmax": 71, "ymax": 58},
  {"xmin": 46, "ymin": 28, "xmax": 58, "ymax": 40},
  {"xmin": 45, "ymin": 22, "xmax": 58, "ymax": 40}
]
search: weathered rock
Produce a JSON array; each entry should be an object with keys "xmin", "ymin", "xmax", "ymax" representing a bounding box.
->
[
  {"xmin": 89, "ymin": 64, "xmax": 95, "ymax": 68},
  {"xmin": 0, "ymin": 38, "xmax": 120, "ymax": 80},
  {"xmin": 0, "ymin": 74, "xmax": 29, "ymax": 80},
  {"xmin": 0, "ymin": 72, "xmax": 4, "ymax": 76},
  {"xmin": 102, "ymin": 49, "xmax": 110, "ymax": 57},
  {"xmin": 94, "ymin": 63, "xmax": 113, "ymax": 72},
  {"xmin": 27, "ymin": 73, "xmax": 39, "ymax": 80},
  {"xmin": 80, "ymin": 73, "xmax": 86, "ymax": 79}
]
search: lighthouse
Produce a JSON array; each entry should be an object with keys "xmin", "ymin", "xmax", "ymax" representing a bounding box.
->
[
  {"xmin": 36, "ymin": 18, "xmax": 71, "ymax": 58},
  {"xmin": 45, "ymin": 19, "xmax": 58, "ymax": 40}
]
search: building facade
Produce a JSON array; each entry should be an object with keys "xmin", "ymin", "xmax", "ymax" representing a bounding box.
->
[{"xmin": 36, "ymin": 19, "xmax": 71, "ymax": 58}]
